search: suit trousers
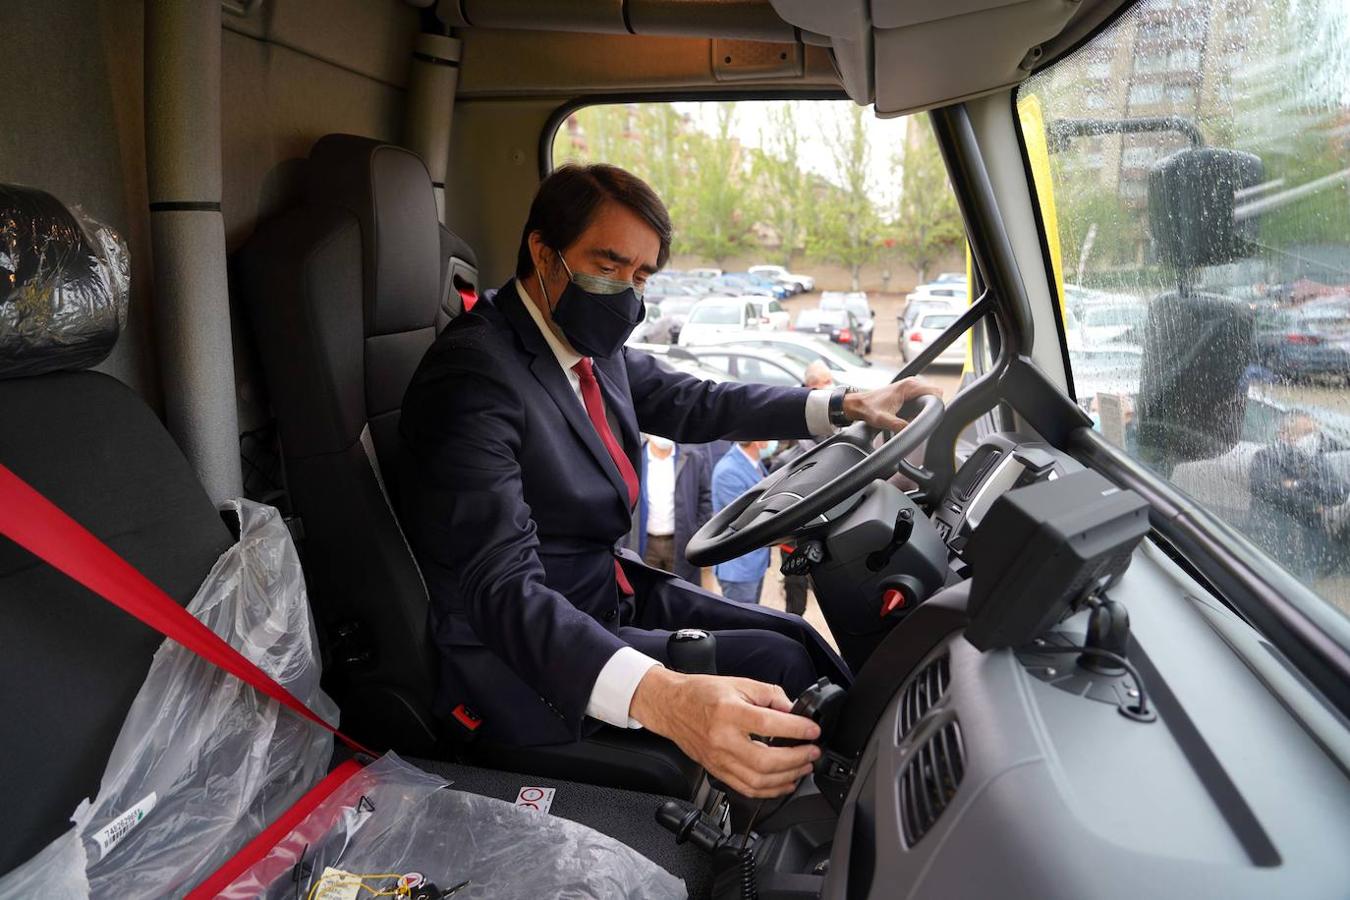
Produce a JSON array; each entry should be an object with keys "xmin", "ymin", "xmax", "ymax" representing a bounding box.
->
[
  {"xmin": 643, "ymin": 533, "xmax": 676, "ymax": 572},
  {"xmin": 618, "ymin": 553, "xmax": 850, "ymax": 700}
]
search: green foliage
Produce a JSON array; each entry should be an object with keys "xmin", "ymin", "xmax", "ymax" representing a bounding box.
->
[
  {"xmin": 889, "ymin": 119, "xmax": 964, "ymax": 284},
  {"xmin": 751, "ymin": 102, "xmax": 810, "ymax": 267},
  {"xmin": 808, "ymin": 106, "xmax": 883, "ymax": 289},
  {"xmin": 682, "ymin": 104, "xmax": 753, "ymax": 266}
]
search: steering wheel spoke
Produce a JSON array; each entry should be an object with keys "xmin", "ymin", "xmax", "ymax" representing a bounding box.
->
[{"xmin": 686, "ymin": 395, "xmax": 947, "ymax": 567}]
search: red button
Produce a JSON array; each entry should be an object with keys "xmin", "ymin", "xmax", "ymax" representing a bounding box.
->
[{"xmin": 881, "ymin": 588, "xmax": 907, "ymax": 617}]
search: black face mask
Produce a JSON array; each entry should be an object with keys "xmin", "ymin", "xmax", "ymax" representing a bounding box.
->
[{"xmin": 541, "ymin": 253, "xmax": 646, "ymax": 359}]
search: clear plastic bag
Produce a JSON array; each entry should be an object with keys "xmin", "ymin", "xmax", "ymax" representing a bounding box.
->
[
  {"xmin": 216, "ymin": 753, "xmax": 687, "ymax": 900},
  {"xmin": 0, "ymin": 183, "xmax": 129, "ymax": 378},
  {"xmin": 0, "ymin": 500, "xmax": 336, "ymax": 898}
]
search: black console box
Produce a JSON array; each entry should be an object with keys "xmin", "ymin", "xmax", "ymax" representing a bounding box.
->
[{"xmin": 964, "ymin": 469, "xmax": 1149, "ymax": 651}]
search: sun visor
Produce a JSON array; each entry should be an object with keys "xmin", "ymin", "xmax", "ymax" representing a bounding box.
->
[{"xmin": 0, "ymin": 184, "xmax": 129, "ymax": 379}]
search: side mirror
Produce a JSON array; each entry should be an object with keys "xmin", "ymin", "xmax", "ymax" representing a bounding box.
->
[{"xmin": 1148, "ymin": 147, "xmax": 1264, "ymax": 270}]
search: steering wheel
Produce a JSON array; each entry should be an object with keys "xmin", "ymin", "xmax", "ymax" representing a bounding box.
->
[{"xmin": 685, "ymin": 394, "xmax": 946, "ymax": 567}]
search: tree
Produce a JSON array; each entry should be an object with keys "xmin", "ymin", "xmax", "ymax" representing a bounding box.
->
[
  {"xmin": 752, "ymin": 102, "xmax": 811, "ymax": 267},
  {"xmin": 683, "ymin": 103, "xmax": 752, "ymax": 266},
  {"xmin": 808, "ymin": 105, "xmax": 882, "ymax": 289},
  {"xmin": 890, "ymin": 119, "xmax": 964, "ymax": 284}
]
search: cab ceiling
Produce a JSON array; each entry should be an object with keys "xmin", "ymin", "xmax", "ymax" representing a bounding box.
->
[{"xmin": 439, "ymin": 0, "xmax": 1134, "ymax": 113}]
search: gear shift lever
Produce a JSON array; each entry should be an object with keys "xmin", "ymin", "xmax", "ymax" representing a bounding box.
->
[
  {"xmin": 668, "ymin": 629, "xmax": 717, "ymax": 676},
  {"xmin": 666, "ymin": 629, "xmax": 724, "ymax": 823}
]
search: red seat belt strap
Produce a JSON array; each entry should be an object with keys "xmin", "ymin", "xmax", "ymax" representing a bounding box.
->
[{"xmin": 0, "ymin": 463, "xmax": 375, "ymax": 757}]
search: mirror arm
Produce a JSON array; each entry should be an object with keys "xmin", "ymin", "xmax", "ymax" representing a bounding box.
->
[{"xmin": 891, "ymin": 290, "xmax": 995, "ymax": 383}]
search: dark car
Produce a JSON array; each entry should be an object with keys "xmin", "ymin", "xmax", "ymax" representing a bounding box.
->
[
  {"xmin": 1255, "ymin": 307, "xmax": 1350, "ymax": 380},
  {"xmin": 792, "ymin": 307, "xmax": 864, "ymax": 353}
]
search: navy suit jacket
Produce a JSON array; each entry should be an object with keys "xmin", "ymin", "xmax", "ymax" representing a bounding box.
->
[
  {"xmin": 399, "ymin": 280, "xmax": 815, "ymax": 745},
  {"xmin": 631, "ymin": 443, "xmax": 713, "ymax": 584}
]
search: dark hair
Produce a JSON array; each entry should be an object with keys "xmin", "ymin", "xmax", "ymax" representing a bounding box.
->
[{"xmin": 515, "ymin": 164, "xmax": 672, "ymax": 279}]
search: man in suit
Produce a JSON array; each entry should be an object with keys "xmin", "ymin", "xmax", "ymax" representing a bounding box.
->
[
  {"xmin": 400, "ymin": 163, "xmax": 936, "ymax": 797},
  {"xmin": 629, "ymin": 435, "xmax": 712, "ymax": 585},
  {"xmin": 711, "ymin": 440, "xmax": 776, "ymax": 603}
]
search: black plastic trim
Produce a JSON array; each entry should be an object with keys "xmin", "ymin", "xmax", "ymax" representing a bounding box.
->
[
  {"xmin": 149, "ymin": 201, "xmax": 222, "ymax": 212},
  {"xmin": 538, "ymin": 89, "xmax": 848, "ymax": 178},
  {"xmin": 1069, "ymin": 426, "xmax": 1350, "ymax": 719},
  {"xmin": 620, "ymin": 0, "xmax": 636, "ymax": 35}
]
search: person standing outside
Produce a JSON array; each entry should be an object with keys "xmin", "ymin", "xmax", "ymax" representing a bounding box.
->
[
  {"xmin": 630, "ymin": 434, "xmax": 712, "ymax": 585},
  {"xmin": 712, "ymin": 439, "xmax": 777, "ymax": 603}
]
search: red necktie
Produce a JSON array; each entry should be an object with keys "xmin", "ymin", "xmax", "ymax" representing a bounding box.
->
[{"xmin": 572, "ymin": 357, "xmax": 639, "ymax": 595}]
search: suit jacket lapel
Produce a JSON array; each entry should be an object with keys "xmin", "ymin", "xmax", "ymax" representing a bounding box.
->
[{"xmin": 497, "ymin": 281, "xmax": 631, "ymax": 509}]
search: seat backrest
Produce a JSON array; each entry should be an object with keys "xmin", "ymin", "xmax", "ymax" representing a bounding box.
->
[
  {"xmin": 0, "ymin": 185, "xmax": 234, "ymax": 876},
  {"xmin": 236, "ymin": 135, "xmax": 472, "ymax": 750}
]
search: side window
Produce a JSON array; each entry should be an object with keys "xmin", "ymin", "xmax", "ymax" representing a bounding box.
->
[
  {"xmin": 552, "ymin": 99, "xmax": 967, "ymax": 388},
  {"xmin": 1020, "ymin": 0, "xmax": 1350, "ymax": 618},
  {"xmin": 739, "ymin": 358, "xmax": 801, "ymax": 387}
]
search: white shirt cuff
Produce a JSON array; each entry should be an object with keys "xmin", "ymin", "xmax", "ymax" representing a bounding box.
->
[
  {"xmin": 585, "ymin": 646, "xmax": 663, "ymax": 728},
  {"xmin": 805, "ymin": 389, "xmax": 837, "ymax": 438}
]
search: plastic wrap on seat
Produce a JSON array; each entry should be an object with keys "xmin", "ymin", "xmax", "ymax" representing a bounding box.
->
[
  {"xmin": 215, "ymin": 753, "xmax": 687, "ymax": 900},
  {"xmin": 0, "ymin": 500, "xmax": 337, "ymax": 898},
  {"xmin": 0, "ymin": 184, "xmax": 129, "ymax": 378}
]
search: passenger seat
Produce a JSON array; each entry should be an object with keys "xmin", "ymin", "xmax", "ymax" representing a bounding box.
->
[{"xmin": 0, "ymin": 186, "xmax": 235, "ymax": 875}]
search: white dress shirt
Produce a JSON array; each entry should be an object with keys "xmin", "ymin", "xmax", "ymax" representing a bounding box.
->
[
  {"xmin": 645, "ymin": 446, "xmax": 677, "ymax": 536},
  {"xmin": 516, "ymin": 280, "xmax": 834, "ymax": 729}
]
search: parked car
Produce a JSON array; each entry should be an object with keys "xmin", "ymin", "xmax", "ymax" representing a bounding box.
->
[
  {"xmin": 793, "ymin": 307, "xmax": 864, "ymax": 353},
  {"xmin": 748, "ymin": 264, "xmax": 815, "ymax": 293},
  {"xmin": 684, "ymin": 267, "xmax": 722, "ymax": 280},
  {"xmin": 746, "ymin": 296, "xmax": 791, "ymax": 330},
  {"xmin": 677, "ymin": 296, "xmax": 765, "ymax": 345},
  {"xmin": 900, "ymin": 297, "xmax": 964, "ymax": 336},
  {"xmin": 713, "ymin": 273, "xmax": 790, "ymax": 300},
  {"xmin": 1078, "ymin": 301, "xmax": 1145, "ymax": 346},
  {"xmin": 674, "ymin": 345, "xmax": 810, "ymax": 387},
  {"xmin": 900, "ymin": 311, "xmax": 968, "ymax": 366},
  {"xmin": 903, "ymin": 278, "xmax": 967, "ymax": 316},
  {"xmin": 691, "ymin": 331, "xmax": 899, "ymax": 389},
  {"xmin": 1255, "ymin": 306, "xmax": 1350, "ymax": 380},
  {"xmin": 933, "ymin": 271, "xmax": 965, "ymax": 284},
  {"xmin": 820, "ymin": 291, "xmax": 875, "ymax": 354}
]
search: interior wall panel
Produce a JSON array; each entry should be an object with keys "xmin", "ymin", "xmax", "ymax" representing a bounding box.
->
[{"xmin": 0, "ymin": 0, "xmax": 159, "ymax": 406}]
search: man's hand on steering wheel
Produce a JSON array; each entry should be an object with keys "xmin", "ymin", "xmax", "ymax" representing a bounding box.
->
[{"xmin": 841, "ymin": 377, "xmax": 944, "ymax": 432}]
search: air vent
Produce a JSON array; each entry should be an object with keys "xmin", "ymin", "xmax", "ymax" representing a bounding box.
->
[
  {"xmin": 900, "ymin": 720, "xmax": 966, "ymax": 847},
  {"xmin": 899, "ymin": 654, "xmax": 950, "ymax": 739}
]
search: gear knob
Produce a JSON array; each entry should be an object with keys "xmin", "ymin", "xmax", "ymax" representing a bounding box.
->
[{"xmin": 668, "ymin": 629, "xmax": 718, "ymax": 676}]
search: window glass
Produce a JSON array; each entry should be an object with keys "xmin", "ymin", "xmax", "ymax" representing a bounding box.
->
[
  {"xmin": 1020, "ymin": 0, "xmax": 1350, "ymax": 616},
  {"xmin": 553, "ymin": 99, "xmax": 967, "ymax": 393},
  {"xmin": 921, "ymin": 314, "xmax": 959, "ymax": 330}
]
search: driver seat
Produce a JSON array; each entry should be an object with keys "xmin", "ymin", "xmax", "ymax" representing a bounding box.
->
[{"xmin": 235, "ymin": 134, "xmax": 699, "ymax": 797}]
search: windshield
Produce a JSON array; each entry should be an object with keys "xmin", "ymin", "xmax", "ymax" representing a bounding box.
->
[
  {"xmin": 688, "ymin": 304, "xmax": 741, "ymax": 325},
  {"xmin": 1021, "ymin": 0, "xmax": 1350, "ymax": 618}
]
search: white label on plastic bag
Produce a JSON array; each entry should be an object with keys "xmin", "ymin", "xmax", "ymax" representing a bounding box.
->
[
  {"xmin": 312, "ymin": 867, "xmax": 364, "ymax": 900},
  {"xmin": 515, "ymin": 786, "xmax": 556, "ymax": 814},
  {"xmin": 91, "ymin": 791, "xmax": 157, "ymax": 857}
]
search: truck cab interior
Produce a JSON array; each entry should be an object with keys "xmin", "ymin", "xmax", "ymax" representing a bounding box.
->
[{"xmin": 3, "ymin": 1, "xmax": 1349, "ymax": 897}]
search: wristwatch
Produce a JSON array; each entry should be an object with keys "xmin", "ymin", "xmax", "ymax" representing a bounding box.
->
[{"xmin": 827, "ymin": 385, "xmax": 859, "ymax": 428}]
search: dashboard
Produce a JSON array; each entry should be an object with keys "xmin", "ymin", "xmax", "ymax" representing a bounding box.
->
[{"xmin": 761, "ymin": 432, "xmax": 1350, "ymax": 899}]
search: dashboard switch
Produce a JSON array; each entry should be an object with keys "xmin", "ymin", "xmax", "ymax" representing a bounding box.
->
[{"xmin": 881, "ymin": 587, "xmax": 908, "ymax": 616}]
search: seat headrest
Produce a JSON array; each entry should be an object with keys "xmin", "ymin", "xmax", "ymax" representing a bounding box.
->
[
  {"xmin": 305, "ymin": 135, "xmax": 442, "ymax": 337},
  {"xmin": 0, "ymin": 184, "xmax": 128, "ymax": 379}
]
